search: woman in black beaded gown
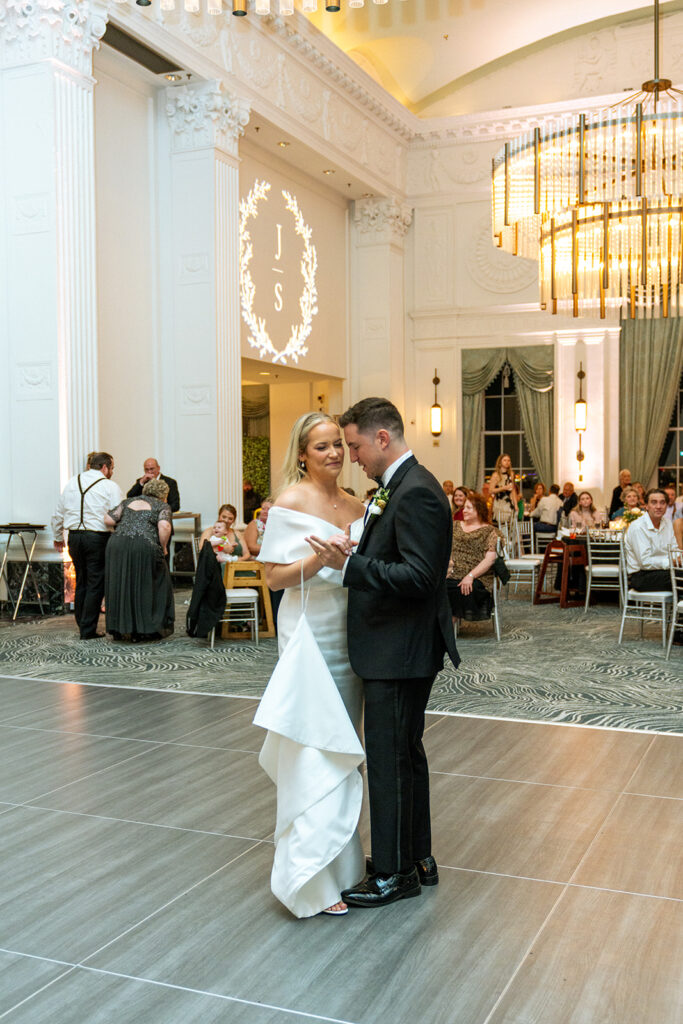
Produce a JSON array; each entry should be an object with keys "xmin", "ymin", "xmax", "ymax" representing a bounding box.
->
[{"xmin": 104, "ymin": 479, "xmax": 175, "ymax": 641}]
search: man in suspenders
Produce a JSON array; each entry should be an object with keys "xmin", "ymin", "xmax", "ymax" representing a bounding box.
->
[{"xmin": 52, "ymin": 452, "xmax": 123, "ymax": 639}]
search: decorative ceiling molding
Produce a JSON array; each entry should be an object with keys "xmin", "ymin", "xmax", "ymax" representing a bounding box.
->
[
  {"xmin": 0, "ymin": 0, "xmax": 109, "ymax": 75},
  {"xmin": 166, "ymin": 79, "xmax": 250, "ymax": 154}
]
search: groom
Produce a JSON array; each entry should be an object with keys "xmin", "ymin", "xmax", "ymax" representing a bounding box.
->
[{"xmin": 309, "ymin": 397, "xmax": 459, "ymax": 907}]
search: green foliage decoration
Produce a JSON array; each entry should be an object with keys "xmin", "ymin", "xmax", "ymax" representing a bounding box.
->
[{"xmin": 242, "ymin": 436, "xmax": 270, "ymax": 499}]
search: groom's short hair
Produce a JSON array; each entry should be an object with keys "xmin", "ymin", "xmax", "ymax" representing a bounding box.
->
[{"xmin": 339, "ymin": 397, "xmax": 405, "ymax": 439}]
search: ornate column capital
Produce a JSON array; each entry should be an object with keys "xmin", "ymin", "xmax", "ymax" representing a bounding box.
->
[
  {"xmin": 353, "ymin": 196, "xmax": 413, "ymax": 247},
  {"xmin": 0, "ymin": 0, "xmax": 109, "ymax": 75},
  {"xmin": 166, "ymin": 81, "xmax": 251, "ymax": 156}
]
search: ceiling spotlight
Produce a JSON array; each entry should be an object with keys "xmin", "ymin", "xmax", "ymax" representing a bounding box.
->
[
  {"xmin": 361, "ymin": 192, "xmax": 374, "ymax": 198},
  {"xmin": 325, "ymin": 0, "xmax": 341, "ymax": 10},
  {"xmin": 135, "ymin": 0, "xmax": 152, "ymax": 6},
  {"xmin": 278, "ymin": 141, "xmax": 290, "ymax": 148},
  {"xmin": 232, "ymin": 0, "xmax": 247, "ymax": 13},
  {"xmin": 323, "ymin": 169, "xmax": 335, "ymax": 175}
]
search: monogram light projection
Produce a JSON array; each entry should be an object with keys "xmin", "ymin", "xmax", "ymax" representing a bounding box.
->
[{"xmin": 239, "ymin": 179, "xmax": 318, "ymax": 365}]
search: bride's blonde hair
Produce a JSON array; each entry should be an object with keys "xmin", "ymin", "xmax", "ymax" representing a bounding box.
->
[{"xmin": 281, "ymin": 412, "xmax": 338, "ymax": 489}]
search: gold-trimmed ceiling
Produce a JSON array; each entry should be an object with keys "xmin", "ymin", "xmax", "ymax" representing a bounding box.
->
[{"xmin": 307, "ymin": 0, "xmax": 683, "ymax": 115}]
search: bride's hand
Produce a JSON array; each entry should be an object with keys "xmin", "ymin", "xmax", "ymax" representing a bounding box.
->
[{"xmin": 305, "ymin": 531, "xmax": 356, "ymax": 570}]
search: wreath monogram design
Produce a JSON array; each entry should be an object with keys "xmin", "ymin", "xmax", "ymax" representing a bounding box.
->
[{"xmin": 239, "ymin": 179, "xmax": 319, "ymax": 365}]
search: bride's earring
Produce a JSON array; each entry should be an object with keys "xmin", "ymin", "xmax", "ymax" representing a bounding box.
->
[{"xmin": 299, "ymin": 460, "xmax": 306, "ymax": 472}]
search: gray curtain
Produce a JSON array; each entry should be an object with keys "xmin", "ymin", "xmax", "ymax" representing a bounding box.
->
[
  {"xmin": 620, "ymin": 318, "xmax": 683, "ymax": 485},
  {"xmin": 461, "ymin": 348, "xmax": 505, "ymax": 488},
  {"xmin": 508, "ymin": 347, "xmax": 554, "ymax": 489},
  {"xmin": 461, "ymin": 345, "xmax": 554, "ymax": 490},
  {"xmin": 242, "ymin": 386, "xmax": 270, "ymax": 438}
]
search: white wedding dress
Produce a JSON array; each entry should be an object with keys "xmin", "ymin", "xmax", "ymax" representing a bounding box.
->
[{"xmin": 254, "ymin": 507, "xmax": 365, "ymax": 918}]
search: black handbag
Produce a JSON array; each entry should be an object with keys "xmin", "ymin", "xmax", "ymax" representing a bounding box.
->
[{"xmin": 493, "ymin": 554, "xmax": 511, "ymax": 585}]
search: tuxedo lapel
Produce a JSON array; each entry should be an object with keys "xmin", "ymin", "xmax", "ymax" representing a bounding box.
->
[{"xmin": 357, "ymin": 456, "xmax": 418, "ymax": 554}]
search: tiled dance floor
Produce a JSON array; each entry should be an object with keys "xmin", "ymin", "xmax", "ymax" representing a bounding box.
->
[{"xmin": 0, "ymin": 674, "xmax": 680, "ymax": 1023}]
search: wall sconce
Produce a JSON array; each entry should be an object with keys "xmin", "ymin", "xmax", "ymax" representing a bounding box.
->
[
  {"xmin": 574, "ymin": 362, "xmax": 587, "ymax": 482},
  {"xmin": 430, "ymin": 369, "xmax": 442, "ymax": 436}
]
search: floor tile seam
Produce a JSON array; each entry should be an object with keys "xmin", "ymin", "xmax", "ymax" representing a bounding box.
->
[
  {"xmin": 0, "ymin": 672, "xmax": 263, "ymax": 701},
  {"xmin": 430, "ymin": 769, "xmax": 629, "ymax": 795},
  {"xmin": 428, "ymin": 708, "xmax": 682, "ymax": 736},
  {"xmin": 14, "ymin": 801, "xmax": 275, "ymax": 843},
  {"xmin": 564, "ymin": 746, "xmax": 657, "ymax": 888},
  {"xmin": 0, "ymin": 722, "xmax": 168, "ymax": 747},
  {"xmin": 0, "ymin": 966, "xmax": 78, "ymax": 1021},
  {"xmin": 16, "ymin": 741, "xmax": 165, "ymax": 806},
  {"xmin": 73, "ymin": 966, "xmax": 360, "ymax": 1024},
  {"xmin": 438, "ymin": 865, "xmax": 683, "ymax": 903},
  {"xmin": 76, "ymin": 840, "xmax": 267, "ymax": 969},
  {"xmin": 166, "ymin": 701, "xmax": 261, "ymax": 742},
  {"xmin": 479, "ymin": 881, "xmax": 573, "ymax": 1024},
  {"xmin": 0, "ymin": 721, "xmax": 263, "ymax": 756},
  {"xmin": 624, "ymin": 789, "xmax": 683, "ymax": 802}
]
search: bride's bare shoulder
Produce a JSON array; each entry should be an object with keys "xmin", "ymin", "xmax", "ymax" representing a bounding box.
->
[{"xmin": 274, "ymin": 486, "xmax": 309, "ymax": 513}]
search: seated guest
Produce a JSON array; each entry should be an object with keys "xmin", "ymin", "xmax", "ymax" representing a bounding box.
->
[
  {"xmin": 442, "ymin": 480, "xmax": 455, "ymax": 512},
  {"xmin": 675, "ymin": 515, "xmax": 683, "ymax": 552},
  {"xmin": 530, "ymin": 483, "xmax": 563, "ymax": 534},
  {"xmin": 104, "ymin": 478, "xmax": 175, "ymax": 641},
  {"xmin": 243, "ymin": 498, "xmax": 273, "ymax": 557},
  {"xmin": 569, "ymin": 491, "xmax": 600, "ymax": 530},
  {"xmin": 632, "ymin": 481, "xmax": 646, "ymax": 506},
  {"xmin": 623, "ymin": 488, "xmax": 676, "ymax": 592},
  {"xmin": 446, "ymin": 493, "xmax": 498, "ymax": 623},
  {"xmin": 481, "ymin": 481, "xmax": 493, "ymax": 513},
  {"xmin": 206, "ymin": 517, "xmax": 251, "ymax": 564},
  {"xmin": 610, "ymin": 486, "xmax": 642, "ymax": 521},
  {"xmin": 127, "ymin": 458, "xmax": 180, "ymax": 513},
  {"xmin": 452, "ymin": 486, "xmax": 468, "ymax": 521},
  {"xmin": 663, "ymin": 484, "xmax": 678, "ymax": 521},
  {"xmin": 609, "ymin": 468, "xmax": 632, "ymax": 517},
  {"xmin": 561, "ymin": 481, "xmax": 578, "ymax": 517},
  {"xmin": 529, "ymin": 482, "xmax": 546, "ymax": 512},
  {"xmin": 243, "ymin": 479, "xmax": 262, "ymax": 520},
  {"xmin": 199, "ymin": 504, "xmax": 246, "ymax": 555}
]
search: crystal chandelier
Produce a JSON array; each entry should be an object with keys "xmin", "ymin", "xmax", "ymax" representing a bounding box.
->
[
  {"xmin": 119, "ymin": 0, "xmax": 391, "ymax": 13},
  {"xmin": 491, "ymin": 0, "xmax": 683, "ymax": 320}
]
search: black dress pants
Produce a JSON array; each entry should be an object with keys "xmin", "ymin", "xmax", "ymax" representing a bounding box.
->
[
  {"xmin": 363, "ymin": 676, "xmax": 434, "ymax": 875},
  {"xmin": 68, "ymin": 531, "xmax": 110, "ymax": 638},
  {"xmin": 629, "ymin": 569, "xmax": 671, "ymax": 592}
]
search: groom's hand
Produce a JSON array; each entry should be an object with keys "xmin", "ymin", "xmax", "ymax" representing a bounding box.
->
[{"xmin": 306, "ymin": 530, "xmax": 356, "ymax": 570}]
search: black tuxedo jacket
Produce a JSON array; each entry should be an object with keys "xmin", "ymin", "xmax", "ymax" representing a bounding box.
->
[
  {"xmin": 344, "ymin": 456, "xmax": 460, "ymax": 680},
  {"xmin": 127, "ymin": 474, "xmax": 180, "ymax": 513}
]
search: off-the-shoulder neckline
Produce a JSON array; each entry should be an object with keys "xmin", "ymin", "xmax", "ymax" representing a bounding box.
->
[{"xmin": 269, "ymin": 506, "xmax": 364, "ymax": 531}]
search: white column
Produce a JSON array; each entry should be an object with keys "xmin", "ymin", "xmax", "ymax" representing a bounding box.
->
[
  {"xmin": 166, "ymin": 82, "xmax": 249, "ymax": 523},
  {"xmin": 0, "ymin": 0, "xmax": 108, "ymax": 529},
  {"xmin": 350, "ymin": 197, "xmax": 412, "ymax": 407}
]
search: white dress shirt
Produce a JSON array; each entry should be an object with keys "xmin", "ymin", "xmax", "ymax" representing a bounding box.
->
[
  {"xmin": 52, "ymin": 469, "xmax": 124, "ymax": 541},
  {"xmin": 623, "ymin": 512, "xmax": 676, "ymax": 574},
  {"xmin": 530, "ymin": 494, "xmax": 563, "ymax": 525}
]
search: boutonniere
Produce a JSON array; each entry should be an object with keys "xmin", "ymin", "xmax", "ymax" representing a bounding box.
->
[{"xmin": 368, "ymin": 487, "xmax": 391, "ymax": 518}]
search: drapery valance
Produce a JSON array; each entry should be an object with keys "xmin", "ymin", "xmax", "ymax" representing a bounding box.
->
[
  {"xmin": 619, "ymin": 318, "xmax": 683, "ymax": 486},
  {"xmin": 461, "ymin": 346, "xmax": 554, "ymax": 490}
]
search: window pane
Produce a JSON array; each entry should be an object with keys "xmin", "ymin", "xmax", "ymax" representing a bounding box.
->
[
  {"xmin": 485, "ymin": 371, "xmax": 503, "ymax": 397},
  {"xmin": 485, "ymin": 435, "xmax": 501, "ymax": 468},
  {"xmin": 659, "ymin": 468, "xmax": 676, "ymax": 488},
  {"xmin": 485, "ymin": 397, "xmax": 502, "ymax": 431},
  {"xmin": 503, "ymin": 396, "xmax": 520, "ymax": 431},
  {"xmin": 660, "ymin": 431, "xmax": 676, "ymax": 467},
  {"xmin": 503, "ymin": 435, "xmax": 520, "ymax": 470}
]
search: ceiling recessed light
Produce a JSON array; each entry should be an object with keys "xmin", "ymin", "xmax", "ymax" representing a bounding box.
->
[
  {"xmin": 322, "ymin": 169, "xmax": 335, "ymax": 175},
  {"xmin": 361, "ymin": 192, "xmax": 374, "ymax": 198},
  {"xmin": 278, "ymin": 141, "xmax": 290, "ymax": 148},
  {"xmin": 259, "ymin": 371, "xmax": 270, "ymax": 376}
]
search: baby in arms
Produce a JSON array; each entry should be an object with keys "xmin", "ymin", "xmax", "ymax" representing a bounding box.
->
[{"xmin": 209, "ymin": 521, "xmax": 240, "ymax": 563}]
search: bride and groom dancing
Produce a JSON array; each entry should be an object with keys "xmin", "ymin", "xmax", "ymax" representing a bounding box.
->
[{"xmin": 254, "ymin": 397, "xmax": 459, "ymax": 917}]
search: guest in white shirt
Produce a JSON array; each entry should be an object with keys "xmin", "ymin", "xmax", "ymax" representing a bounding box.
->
[
  {"xmin": 530, "ymin": 483, "xmax": 563, "ymax": 535},
  {"xmin": 663, "ymin": 484, "xmax": 678, "ymax": 521},
  {"xmin": 623, "ymin": 488, "xmax": 676, "ymax": 592},
  {"xmin": 52, "ymin": 452, "xmax": 123, "ymax": 639}
]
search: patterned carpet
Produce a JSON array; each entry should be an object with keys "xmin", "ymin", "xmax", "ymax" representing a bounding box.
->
[{"xmin": 0, "ymin": 592, "xmax": 681, "ymax": 734}]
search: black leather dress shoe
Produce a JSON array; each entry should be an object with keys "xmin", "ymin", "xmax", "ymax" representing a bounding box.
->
[
  {"xmin": 341, "ymin": 868, "xmax": 421, "ymax": 907},
  {"xmin": 365, "ymin": 855, "xmax": 439, "ymax": 886}
]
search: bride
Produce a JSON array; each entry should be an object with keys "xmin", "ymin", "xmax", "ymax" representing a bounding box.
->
[{"xmin": 254, "ymin": 412, "xmax": 367, "ymax": 917}]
